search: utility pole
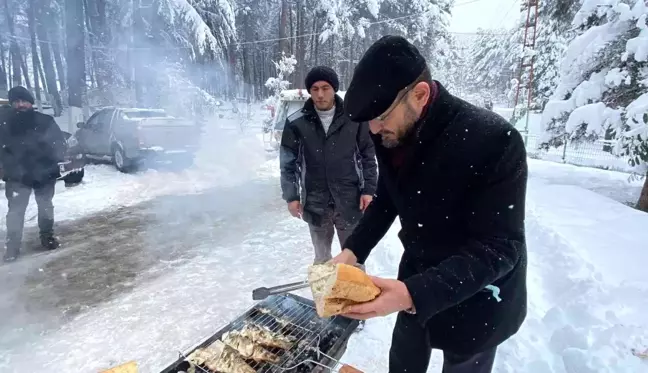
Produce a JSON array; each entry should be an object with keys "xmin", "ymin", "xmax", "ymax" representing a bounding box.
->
[{"xmin": 512, "ymin": 0, "xmax": 540, "ymax": 145}]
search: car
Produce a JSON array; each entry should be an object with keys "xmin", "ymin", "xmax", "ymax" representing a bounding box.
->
[
  {"xmin": 0, "ymin": 99, "xmax": 85, "ymax": 187},
  {"xmin": 59, "ymin": 131, "xmax": 86, "ymax": 186},
  {"xmin": 262, "ymin": 89, "xmax": 347, "ymax": 151},
  {"xmin": 75, "ymin": 107, "xmax": 201, "ymax": 172}
]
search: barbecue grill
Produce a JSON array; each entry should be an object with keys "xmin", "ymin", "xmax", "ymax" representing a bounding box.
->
[{"xmin": 160, "ymin": 293, "xmax": 360, "ymax": 373}]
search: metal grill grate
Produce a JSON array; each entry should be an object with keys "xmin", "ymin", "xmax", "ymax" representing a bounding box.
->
[
  {"xmin": 160, "ymin": 294, "xmax": 358, "ymax": 373},
  {"xmin": 235, "ymin": 295, "xmax": 338, "ymax": 372}
]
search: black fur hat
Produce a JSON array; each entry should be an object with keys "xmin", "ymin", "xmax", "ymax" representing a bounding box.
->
[{"xmin": 345, "ymin": 35, "xmax": 427, "ymax": 122}]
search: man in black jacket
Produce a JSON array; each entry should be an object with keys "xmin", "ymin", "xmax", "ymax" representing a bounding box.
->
[
  {"xmin": 332, "ymin": 36, "xmax": 528, "ymax": 373},
  {"xmin": 1, "ymin": 86, "xmax": 65, "ymax": 262},
  {"xmin": 280, "ymin": 66, "xmax": 378, "ymax": 264}
]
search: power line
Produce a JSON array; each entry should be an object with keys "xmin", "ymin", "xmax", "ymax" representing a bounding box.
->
[{"xmin": 489, "ymin": 0, "xmax": 520, "ymax": 29}]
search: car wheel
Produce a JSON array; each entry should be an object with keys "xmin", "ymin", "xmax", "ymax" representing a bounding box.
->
[
  {"xmin": 112, "ymin": 146, "xmax": 135, "ymax": 173},
  {"xmin": 63, "ymin": 169, "xmax": 84, "ymax": 187}
]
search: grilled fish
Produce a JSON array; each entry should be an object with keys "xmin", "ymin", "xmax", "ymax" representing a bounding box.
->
[
  {"xmin": 186, "ymin": 341, "xmax": 255, "ymax": 373},
  {"xmin": 239, "ymin": 323, "xmax": 295, "ymax": 350},
  {"xmin": 222, "ymin": 330, "xmax": 280, "ymax": 363}
]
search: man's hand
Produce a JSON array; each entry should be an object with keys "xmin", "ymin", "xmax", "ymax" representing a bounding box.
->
[
  {"xmin": 287, "ymin": 201, "xmax": 302, "ymax": 218},
  {"xmin": 331, "ymin": 249, "xmax": 358, "ymax": 266},
  {"xmin": 342, "ymin": 276, "xmax": 414, "ymax": 320},
  {"xmin": 359, "ymin": 194, "xmax": 373, "ymax": 212}
]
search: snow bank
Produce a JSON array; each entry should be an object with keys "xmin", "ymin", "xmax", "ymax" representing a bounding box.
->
[{"xmin": 528, "ymin": 182, "xmax": 648, "ymax": 284}]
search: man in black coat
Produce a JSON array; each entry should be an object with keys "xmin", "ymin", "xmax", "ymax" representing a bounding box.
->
[
  {"xmin": 331, "ymin": 36, "xmax": 528, "ymax": 373},
  {"xmin": 1, "ymin": 86, "xmax": 65, "ymax": 262},
  {"xmin": 280, "ymin": 66, "xmax": 378, "ymax": 264}
]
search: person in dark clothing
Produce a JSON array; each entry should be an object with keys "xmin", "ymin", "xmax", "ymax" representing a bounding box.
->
[
  {"xmin": 280, "ymin": 66, "xmax": 378, "ymax": 264},
  {"xmin": 0, "ymin": 86, "xmax": 65, "ymax": 262},
  {"xmin": 331, "ymin": 36, "xmax": 528, "ymax": 373}
]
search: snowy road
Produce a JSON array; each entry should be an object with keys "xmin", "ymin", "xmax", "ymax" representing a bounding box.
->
[{"xmin": 0, "ymin": 177, "xmax": 285, "ymax": 345}]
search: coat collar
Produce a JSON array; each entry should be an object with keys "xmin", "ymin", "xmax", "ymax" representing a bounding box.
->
[
  {"xmin": 373, "ymin": 81, "xmax": 461, "ymax": 184},
  {"xmin": 302, "ymin": 94, "xmax": 346, "ymax": 137}
]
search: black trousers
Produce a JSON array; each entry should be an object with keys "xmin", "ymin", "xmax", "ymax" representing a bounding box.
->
[
  {"xmin": 4, "ymin": 180, "xmax": 56, "ymax": 253},
  {"xmin": 389, "ymin": 312, "xmax": 497, "ymax": 373}
]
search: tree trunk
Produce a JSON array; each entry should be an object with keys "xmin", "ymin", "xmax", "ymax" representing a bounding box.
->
[
  {"xmin": 228, "ymin": 42, "xmax": 237, "ymax": 99},
  {"xmin": 279, "ymin": 0, "xmax": 289, "ymax": 55},
  {"xmin": 94, "ymin": 0, "xmax": 110, "ymax": 90},
  {"xmin": 132, "ymin": 0, "xmax": 145, "ymax": 106},
  {"xmin": 241, "ymin": 12, "xmax": 252, "ymax": 101},
  {"xmin": 288, "ymin": 1, "xmax": 294, "ymax": 56},
  {"xmin": 66, "ymin": 0, "xmax": 87, "ymax": 129},
  {"xmin": 313, "ymin": 18, "xmax": 320, "ymax": 66},
  {"xmin": 83, "ymin": 0, "xmax": 97, "ymax": 89},
  {"xmin": 637, "ymin": 172, "xmax": 648, "ymax": 213},
  {"xmin": 295, "ymin": 0, "xmax": 306, "ymax": 89},
  {"xmin": 28, "ymin": 0, "xmax": 42, "ymax": 109},
  {"xmin": 6, "ymin": 52, "xmax": 12, "ymax": 88},
  {"xmin": 19, "ymin": 50, "xmax": 32, "ymax": 91},
  {"xmin": 38, "ymin": 59, "xmax": 47, "ymax": 94},
  {"xmin": 3, "ymin": 0, "xmax": 23, "ymax": 87},
  {"xmin": 37, "ymin": 0, "xmax": 63, "ymax": 115},
  {"xmin": 51, "ymin": 23, "xmax": 67, "ymax": 93},
  {"xmin": 0, "ymin": 34, "xmax": 7, "ymax": 94}
]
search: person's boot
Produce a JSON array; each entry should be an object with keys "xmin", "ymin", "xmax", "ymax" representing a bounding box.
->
[
  {"xmin": 40, "ymin": 235, "xmax": 60, "ymax": 251},
  {"xmin": 3, "ymin": 246, "xmax": 20, "ymax": 263}
]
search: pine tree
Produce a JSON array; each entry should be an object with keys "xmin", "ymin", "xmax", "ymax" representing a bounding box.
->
[{"xmin": 540, "ymin": 0, "xmax": 648, "ymax": 210}]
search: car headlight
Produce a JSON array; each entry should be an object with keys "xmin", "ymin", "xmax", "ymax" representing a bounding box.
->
[{"xmin": 67, "ymin": 135, "xmax": 78, "ymax": 147}]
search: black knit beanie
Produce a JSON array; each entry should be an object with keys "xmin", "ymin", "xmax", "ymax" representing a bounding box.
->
[
  {"xmin": 305, "ymin": 66, "xmax": 339, "ymax": 93},
  {"xmin": 8, "ymin": 86, "xmax": 35, "ymax": 105}
]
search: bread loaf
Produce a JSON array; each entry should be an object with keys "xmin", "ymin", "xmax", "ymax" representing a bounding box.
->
[
  {"xmin": 339, "ymin": 364, "xmax": 365, "ymax": 373},
  {"xmin": 99, "ymin": 361, "xmax": 138, "ymax": 373},
  {"xmin": 308, "ymin": 263, "xmax": 381, "ymax": 318}
]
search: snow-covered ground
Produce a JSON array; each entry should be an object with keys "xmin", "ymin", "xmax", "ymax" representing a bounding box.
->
[{"xmin": 1, "ymin": 109, "xmax": 647, "ymax": 372}]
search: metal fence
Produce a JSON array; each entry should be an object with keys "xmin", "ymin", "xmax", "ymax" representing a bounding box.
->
[{"xmin": 521, "ymin": 133, "xmax": 633, "ymax": 172}]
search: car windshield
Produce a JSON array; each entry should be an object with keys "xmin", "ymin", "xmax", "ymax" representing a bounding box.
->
[
  {"xmin": 274, "ymin": 101, "xmax": 304, "ymax": 131},
  {"xmin": 122, "ymin": 110, "xmax": 169, "ymax": 119}
]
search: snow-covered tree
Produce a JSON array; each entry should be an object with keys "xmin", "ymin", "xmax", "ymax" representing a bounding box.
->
[
  {"xmin": 467, "ymin": 28, "xmax": 519, "ymax": 104},
  {"xmin": 265, "ymin": 52, "xmax": 297, "ymax": 98},
  {"xmin": 530, "ymin": 0, "xmax": 580, "ymax": 108},
  {"xmin": 434, "ymin": 34, "xmax": 466, "ymax": 96},
  {"xmin": 540, "ymin": 0, "xmax": 648, "ymax": 210}
]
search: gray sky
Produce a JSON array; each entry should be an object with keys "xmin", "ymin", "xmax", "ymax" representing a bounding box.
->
[{"xmin": 449, "ymin": 0, "xmax": 521, "ymax": 33}]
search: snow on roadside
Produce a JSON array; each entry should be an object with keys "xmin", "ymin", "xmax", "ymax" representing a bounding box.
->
[
  {"xmin": 340, "ymin": 159, "xmax": 648, "ymax": 373},
  {"xmin": 527, "ymin": 158, "xmax": 643, "ymax": 205}
]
